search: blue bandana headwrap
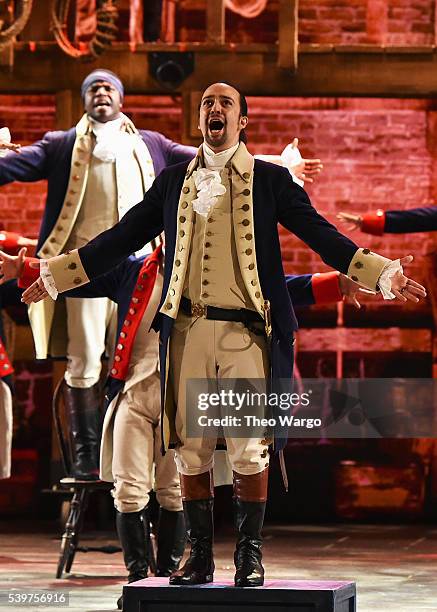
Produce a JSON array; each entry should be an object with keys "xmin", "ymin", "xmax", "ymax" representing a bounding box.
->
[{"xmin": 81, "ymin": 69, "xmax": 124, "ymax": 100}]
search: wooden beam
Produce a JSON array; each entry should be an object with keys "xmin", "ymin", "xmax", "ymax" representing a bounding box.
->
[
  {"xmin": 55, "ymin": 90, "xmax": 83, "ymax": 130},
  {"xmin": 3, "ymin": 43, "xmax": 437, "ymax": 97},
  {"xmin": 207, "ymin": 0, "xmax": 225, "ymax": 44},
  {"xmin": 182, "ymin": 90, "xmax": 202, "ymax": 145},
  {"xmin": 0, "ymin": 44, "xmax": 13, "ymax": 69},
  {"xmin": 278, "ymin": 0, "xmax": 298, "ymax": 70}
]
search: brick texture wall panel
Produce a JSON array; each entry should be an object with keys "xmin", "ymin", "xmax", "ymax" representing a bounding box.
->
[{"xmin": 175, "ymin": 0, "xmax": 436, "ymax": 46}]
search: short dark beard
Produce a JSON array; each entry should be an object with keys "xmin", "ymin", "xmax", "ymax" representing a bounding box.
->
[{"xmin": 204, "ymin": 131, "xmax": 227, "ymax": 149}]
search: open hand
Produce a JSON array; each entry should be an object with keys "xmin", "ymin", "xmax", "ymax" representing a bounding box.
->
[
  {"xmin": 21, "ymin": 267, "xmax": 48, "ymax": 304},
  {"xmin": 289, "ymin": 138, "xmax": 323, "ymax": 184},
  {"xmin": 337, "ymin": 212, "xmax": 363, "ymax": 231},
  {"xmin": 0, "ymin": 247, "xmax": 26, "ymax": 284},
  {"xmin": 338, "ymin": 273, "xmax": 375, "ymax": 308},
  {"xmin": 0, "ymin": 139, "xmax": 21, "ymax": 153},
  {"xmin": 390, "ymin": 255, "xmax": 427, "ymax": 303},
  {"xmin": 0, "ymin": 128, "xmax": 21, "ymax": 154}
]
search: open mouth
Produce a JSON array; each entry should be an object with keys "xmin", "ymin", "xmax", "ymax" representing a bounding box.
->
[
  {"xmin": 208, "ymin": 118, "xmax": 225, "ymax": 135},
  {"xmin": 94, "ymin": 99, "xmax": 111, "ymax": 109}
]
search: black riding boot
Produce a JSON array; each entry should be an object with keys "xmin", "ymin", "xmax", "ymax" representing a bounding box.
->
[
  {"xmin": 233, "ymin": 469, "xmax": 268, "ymax": 587},
  {"xmin": 63, "ymin": 383, "xmax": 101, "ymax": 480},
  {"xmin": 116, "ymin": 507, "xmax": 150, "ymax": 610},
  {"xmin": 169, "ymin": 472, "xmax": 214, "ymax": 585},
  {"xmin": 156, "ymin": 509, "xmax": 186, "ymax": 576}
]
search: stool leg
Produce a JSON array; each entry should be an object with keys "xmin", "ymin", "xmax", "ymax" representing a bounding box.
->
[
  {"xmin": 56, "ymin": 489, "xmax": 82, "ymax": 579},
  {"xmin": 65, "ymin": 488, "xmax": 89, "ymax": 574}
]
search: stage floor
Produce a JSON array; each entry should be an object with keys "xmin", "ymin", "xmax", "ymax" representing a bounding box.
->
[{"xmin": 0, "ymin": 523, "xmax": 436, "ymax": 611}]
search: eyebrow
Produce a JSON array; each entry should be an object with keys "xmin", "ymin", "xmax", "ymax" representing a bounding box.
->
[{"xmin": 201, "ymin": 95, "xmax": 235, "ymax": 103}]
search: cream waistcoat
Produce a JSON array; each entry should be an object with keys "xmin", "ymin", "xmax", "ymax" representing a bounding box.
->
[
  {"xmin": 183, "ymin": 165, "xmax": 255, "ymax": 310},
  {"xmin": 159, "ymin": 142, "xmax": 266, "ymax": 319}
]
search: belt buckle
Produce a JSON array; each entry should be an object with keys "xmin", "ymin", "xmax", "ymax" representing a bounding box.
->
[{"xmin": 191, "ymin": 302, "xmax": 206, "ymax": 318}]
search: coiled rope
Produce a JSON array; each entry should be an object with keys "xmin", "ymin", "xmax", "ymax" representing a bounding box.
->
[{"xmin": 51, "ymin": 0, "xmax": 118, "ymax": 61}]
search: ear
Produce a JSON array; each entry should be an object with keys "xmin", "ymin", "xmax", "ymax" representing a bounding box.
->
[{"xmin": 240, "ymin": 116, "xmax": 248, "ymax": 129}]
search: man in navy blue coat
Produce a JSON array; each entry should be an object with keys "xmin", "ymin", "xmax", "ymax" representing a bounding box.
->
[
  {"xmin": 0, "ymin": 69, "xmax": 197, "ymax": 485},
  {"xmin": 21, "ymin": 82, "xmax": 426, "ymax": 588}
]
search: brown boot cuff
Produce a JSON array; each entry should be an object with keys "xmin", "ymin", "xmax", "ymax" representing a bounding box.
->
[
  {"xmin": 180, "ymin": 471, "xmax": 214, "ymax": 500},
  {"xmin": 233, "ymin": 468, "xmax": 268, "ymax": 502}
]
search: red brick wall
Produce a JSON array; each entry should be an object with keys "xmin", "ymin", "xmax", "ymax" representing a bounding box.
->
[
  {"xmin": 175, "ymin": 0, "xmax": 436, "ymax": 45},
  {"xmin": 0, "ymin": 95, "xmax": 55, "ymax": 237}
]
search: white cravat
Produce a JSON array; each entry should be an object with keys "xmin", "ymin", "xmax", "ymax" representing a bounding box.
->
[
  {"xmin": 89, "ymin": 114, "xmax": 135, "ymax": 162},
  {"xmin": 191, "ymin": 142, "xmax": 240, "ymax": 217}
]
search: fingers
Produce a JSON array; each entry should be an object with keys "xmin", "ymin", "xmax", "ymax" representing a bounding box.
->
[
  {"xmin": 393, "ymin": 282, "xmax": 426, "ymax": 303},
  {"xmin": 406, "ymin": 279, "xmax": 426, "ymax": 293},
  {"xmin": 291, "ymin": 137, "xmax": 298, "ymax": 148},
  {"xmin": 0, "ymin": 140, "xmax": 21, "ymax": 152},
  {"xmin": 29, "ymin": 261, "xmax": 40, "ymax": 269},
  {"xmin": 21, "ymin": 279, "xmax": 48, "ymax": 304},
  {"xmin": 402, "ymin": 289, "xmax": 420, "ymax": 302},
  {"xmin": 352, "ymin": 296, "xmax": 361, "ymax": 309},
  {"xmin": 18, "ymin": 247, "xmax": 27, "ymax": 261},
  {"xmin": 303, "ymin": 159, "xmax": 323, "ymax": 168},
  {"xmin": 399, "ymin": 255, "xmax": 414, "ymax": 265},
  {"xmin": 392, "ymin": 289, "xmax": 407, "ymax": 302},
  {"xmin": 406, "ymin": 284, "xmax": 426, "ymax": 297},
  {"xmin": 337, "ymin": 212, "xmax": 356, "ymax": 222}
]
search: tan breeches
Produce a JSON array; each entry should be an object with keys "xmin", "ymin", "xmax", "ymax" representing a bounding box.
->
[
  {"xmin": 65, "ymin": 297, "xmax": 117, "ymax": 388},
  {"xmin": 112, "ymin": 372, "xmax": 182, "ymax": 513},
  {"xmin": 170, "ymin": 313, "xmax": 270, "ymax": 477}
]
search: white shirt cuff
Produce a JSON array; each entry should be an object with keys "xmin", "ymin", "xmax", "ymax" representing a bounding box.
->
[
  {"xmin": 40, "ymin": 260, "xmax": 59, "ymax": 300},
  {"xmin": 378, "ymin": 259, "xmax": 402, "ymax": 300}
]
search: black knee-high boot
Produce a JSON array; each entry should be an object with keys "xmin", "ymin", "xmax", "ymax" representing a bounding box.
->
[
  {"xmin": 156, "ymin": 508, "xmax": 186, "ymax": 576},
  {"xmin": 169, "ymin": 471, "xmax": 214, "ymax": 585},
  {"xmin": 233, "ymin": 468, "xmax": 268, "ymax": 587},
  {"xmin": 116, "ymin": 507, "xmax": 150, "ymax": 609},
  {"xmin": 63, "ymin": 383, "xmax": 101, "ymax": 480}
]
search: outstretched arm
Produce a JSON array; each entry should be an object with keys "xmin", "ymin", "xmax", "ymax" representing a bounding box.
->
[
  {"xmin": 338, "ymin": 207, "xmax": 437, "ymax": 235},
  {"xmin": 287, "ymin": 271, "xmax": 375, "ymax": 309},
  {"xmin": 0, "ymin": 129, "xmax": 54, "ymax": 185},
  {"xmin": 276, "ymin": 169, "xmax": 426, "ymax": 303}
]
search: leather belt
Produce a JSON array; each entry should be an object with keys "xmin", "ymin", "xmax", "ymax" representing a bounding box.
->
[{"xmin": 180, "ymin": 296, "xmax": 263, "ymax": 326}]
